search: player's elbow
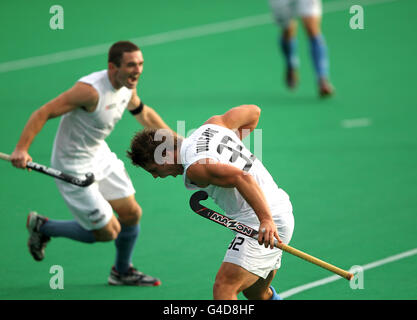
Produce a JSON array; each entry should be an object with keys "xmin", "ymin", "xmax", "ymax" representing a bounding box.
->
[
  {"xmin": 232, "ymin": 170, "xmax": 254, "ymax": 188},
  {"xmin": 253, "ymin": 105, "xmax": 261, "ymax": 122},
  {"xmin": 242, "ymin": 104, "xmax": 261, "ymax": 133},
  {"xmin": 242, "ymin": 104, "xmax": 261, "ymax": 126},
  {"xmin": 245, "ymin": 104, "xmax": 261, "ymax": 117},
  {"xmin": 252, "ymin": 104, "xmax": 261, "ymax": 113},
  {"xmin": 31, "ymin": 106, "xmax": 51, "ymax": 124}
]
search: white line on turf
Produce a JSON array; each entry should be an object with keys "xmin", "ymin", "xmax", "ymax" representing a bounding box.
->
[
  {"xmin": 0, "ymin": 0, "xmax": 399, "ymax": 73},
  {"xmin": 280, "ymin": 247, "xmax": 417, "ymax": 299},
  {"xmin": 341, "ymin": 118, "xmax": 372, "ymax": 128}
]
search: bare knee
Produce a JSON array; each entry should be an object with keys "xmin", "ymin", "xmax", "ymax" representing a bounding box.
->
[
  {"xmin": 213, "ymin": 270, "xmax": 241, "ymax": 300},
  {"xmin": 109, "ymin": 197, "xmax": 142, "ymax": 226},
  {"xmin": 302, "ymin": 16, "xmax": 321, "ymax": 37},
  {"xmin": 94, "ymin": 229, "xmax": 119, "ymax": 242},
  {"xmin": 282, "ymin": 20, "xmax": 297, "ymax": 40},
  {"xmin": 119, "ymin": 204, "xmax": 142, "ymax": 226},
  {"xmin": 213, "ymin": 279, "xmax": 238, "ymax": 300},
  {"xmin": 213, "ymin": 277, "xmax": 224, "ymax": 296},
  {"xmin": 93, "ymin": 218, "xmax": 121, "ymax": 242}
]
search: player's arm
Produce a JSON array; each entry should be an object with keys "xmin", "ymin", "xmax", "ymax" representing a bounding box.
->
[
  {"xmin": 204, "ymin": 104, "xmax": 261, "ymax": 140},
  {"xmin": 127, "ymin": 89, "xmax": 171, "ymax": 130},
  {"xmin": 11, "ymin": 82, "xmax": 98, "ymax": 168},
  {"xmin": 187, "ymin": 159, "xmax": 281, "ymax": 249}
]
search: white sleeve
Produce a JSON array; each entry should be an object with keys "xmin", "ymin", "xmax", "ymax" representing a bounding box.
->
[{"xmin": 181, "ymin": 143, "xmax": 220, "ymax": 190}]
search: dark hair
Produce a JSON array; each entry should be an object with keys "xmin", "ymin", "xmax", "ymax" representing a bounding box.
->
[
  {"xmin": 127, "ymin": 129, "xmax": 180, "ymax": 168},
  {"xmin": 108, "ymin": 41, "xmax": 140, "ymax": 67}
]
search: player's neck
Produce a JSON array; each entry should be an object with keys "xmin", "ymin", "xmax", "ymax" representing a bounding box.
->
[{"xmin": 107, "ymin": 70, "xmax": 123, "ymax": 90}]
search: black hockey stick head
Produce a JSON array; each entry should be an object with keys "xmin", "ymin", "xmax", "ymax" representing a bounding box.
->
[
  {"xmin": 26, "ymin": 161, "xmax": 95, "ymax": 187},
  {"xmin": 60, "ymin": 171, "xmax": 95, "ymax": 187},
  {"xmin": 189, "ymin": 190, "xmax": 209, "ymax": 212},
  {"xmin": 189, "ymin": 190, "xmax": 259, "ymax": 238},
  {"xmin": 77, "ymin": 172, "xmax": 95, "ymax": 187}
]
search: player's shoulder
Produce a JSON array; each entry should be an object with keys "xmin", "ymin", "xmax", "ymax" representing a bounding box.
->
[
  {"xmin": 78, "ymin": 69, "xmax": 107, "ymax": 85},
  {"xmin": 71, "ymin": 81, "xmax": 99, "ymax": 98},
  {"xmin": 204, "ymin": 115, "xmax": 227, "ymax": 127},
  {"xmin": 65, "ymin": 81, "xmax": 99, "ymax": 109}
]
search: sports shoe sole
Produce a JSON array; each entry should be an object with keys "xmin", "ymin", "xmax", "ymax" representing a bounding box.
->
[{"xmin": 108, "ymin": 276, "xmax": 161, "ymax": 287}]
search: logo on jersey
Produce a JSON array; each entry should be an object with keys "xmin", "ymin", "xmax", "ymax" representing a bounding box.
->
[
  {"xmin": 105, "ymin": 103, "xmax": 117, "ymax": 110},
  {"xmin": 196, "ymin": 128, "xmax": 219, "ymax": 153}
]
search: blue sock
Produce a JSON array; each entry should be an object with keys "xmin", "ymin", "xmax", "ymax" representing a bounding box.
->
[
  {"xmin": 40, "ymin": 220, "xmax": 96, "ymax": 243},
  {"xmin": 270, "ymin": 286, "xmax": 282, "ymax": 300},
  {"xmin": 115, "ymin": 224, "xmax": 140, "ymax": 274},
  {"xmin": 309, "ymin": 34, "xmax": 329, "ymax": 80},
  {"xmin": 280, "ymin": 36, "xmax": 298, "ymax": 70}
]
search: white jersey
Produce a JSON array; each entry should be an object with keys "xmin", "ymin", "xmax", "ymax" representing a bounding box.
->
[
  {"xmin": 51, "ymin": 70, "xmax": 132, "ymax": 179},
  {"xmin": 180, "ymin": 124, "xmax": 291, "ymax": 228}
]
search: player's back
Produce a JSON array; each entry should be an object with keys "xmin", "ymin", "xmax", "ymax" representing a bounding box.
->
[{"xmin": 181, "ymin": 124, "xmax": 290, "ymax": 227}]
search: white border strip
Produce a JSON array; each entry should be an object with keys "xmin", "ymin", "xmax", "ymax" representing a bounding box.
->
[
  {"xmin": 0, "ymin": 0, "xmax": 399, "ymax": 73},
  {"xmin": 280, "ymin": 247, "xmax": 417, "ymax": 299}
]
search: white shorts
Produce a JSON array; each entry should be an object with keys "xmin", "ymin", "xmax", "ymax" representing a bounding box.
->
[
  {"xmin": 55, "ymin": 159, "xmax": 135, "ymax": 231},
  {"xmin": 223, "ymin": 212, "xmax": 294, "ymax": 279},
  {"xmin": 269, "ymin": 0, "xmax": 322, "ymax": 27}
]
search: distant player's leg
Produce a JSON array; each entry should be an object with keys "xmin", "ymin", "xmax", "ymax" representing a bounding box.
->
[
  {"xmin": 269, "ymin": 0, "xmax": 299, "ymax": 89},
  {"xmin": 28, "ymin": 214, "xmax": 119, "ymax": 262},
  {"xmin": 26, "ymin": 182, "xmax": 118, "ymax": 261},
  {"xmin": 299, "ymin": 0, "xmax": 334, "ymax": 97},
  {"xmin": 100, "ymin": 166, "xmax": 161, "ymax": 286},
  {"xmin": 110, "ymin": 196, "xmax": 141, "ymax": 275},
  {"xmin": 36, "ymin": 215, "xmax": 96, "ymax": 243},
  {"xmin": 107, "ymin": 195, "xmax": 161, "ymax": 286},
  {"xmin": 281, "ymin": 20, "xmax": 299, "ymax": 89}
]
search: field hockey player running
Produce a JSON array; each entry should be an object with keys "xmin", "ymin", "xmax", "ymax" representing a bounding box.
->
[{"xmin": 10, "ymin": 41, "xmax": 171, "ymax": 287}]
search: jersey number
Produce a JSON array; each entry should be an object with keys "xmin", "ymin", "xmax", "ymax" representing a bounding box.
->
[
  {"xmin": 216, "ymin": 135, "xmax": 256, "ymax": 172},
  {"xmin": 228, "ymin": 236, "xmax": 245, "ymax": 251}
]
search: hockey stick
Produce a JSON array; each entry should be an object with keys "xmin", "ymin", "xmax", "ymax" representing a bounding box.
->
[
  {"xmin": 0, "ymin": 152, "xmax": 95, "ymax": 187},
  {"xmin": 190, "ymin": 190, "xmax": 353, "ymax": 281}
]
